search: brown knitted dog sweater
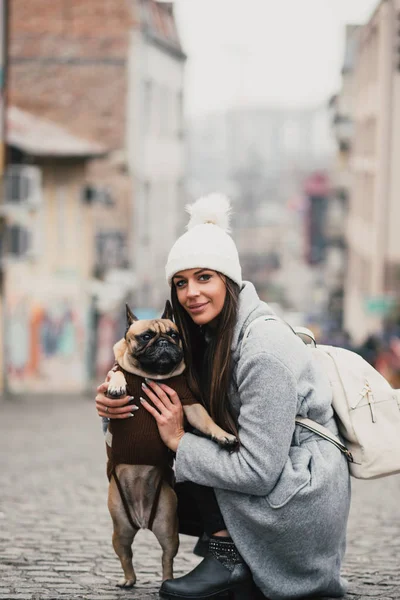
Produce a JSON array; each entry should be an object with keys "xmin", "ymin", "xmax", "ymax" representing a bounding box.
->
[{"xmin": 106, "ymin": 366, "xmax": 196, "ymax": 480}]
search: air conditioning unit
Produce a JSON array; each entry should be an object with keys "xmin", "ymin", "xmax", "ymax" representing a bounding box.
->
[
  {"xmin": 5, "ymin": 224, "xmax": 33, "ymax": 259},
  {"xmin": 4, "ymin": 165, "xmax": 43, "ymax": 208}
]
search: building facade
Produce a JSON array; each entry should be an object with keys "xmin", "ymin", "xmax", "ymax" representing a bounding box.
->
[
  {"xmin": 128, "ymin": 0, "xmax": 186, "ymax": 312},
  {"xmin": 326, "ymin": 25, "xmax": 361, "ymax": 335},
  {"xmin": 344, "ymin": 0, "xmax": 400, "ymax": 343},
  {"xmin": 1, "ymin": 107, "xmax": 105, "ymax": 392},
  {"xmin": 0, "ymin": 0, "xmax": 187, "ymax": 393}
]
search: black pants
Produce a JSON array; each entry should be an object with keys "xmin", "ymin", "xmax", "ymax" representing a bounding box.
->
[
  {"xmin": 175, "ymin": 481, "xmax": 226, "ymax": 538},
  {"xmin": 175, "ymin": 482, "xmax": 266, "ymax": 599}
]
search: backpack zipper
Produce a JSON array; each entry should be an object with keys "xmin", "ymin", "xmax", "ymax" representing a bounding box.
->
[{"xmin": 352, "ymin": 380, "xmax": 376, "ymax": 423}]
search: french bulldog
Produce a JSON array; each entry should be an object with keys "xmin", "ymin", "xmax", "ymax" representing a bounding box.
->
[{"xmin": 105, "ymin": 301, "xmax": 237, "ymax": 587}]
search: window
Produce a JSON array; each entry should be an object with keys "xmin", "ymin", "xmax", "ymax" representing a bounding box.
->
[
  {"xmin": 140, "ymin": 182, "xmax": 151, "ymax": 245},
  {"xmin": 56, "ymin": 183, "xmax": 67, "ymax": 255},
  {"xmin": 95, "ymin": 231, "xmax": 126, "ymax": 270},
  {"xmin": 143, "ymin": 79, "xmax": 153, "ymax": 134},
  {"xmin": 7, "ymin": 224, "xmax": 31, "ymax": 257},
  {"xmin": 177, "ymin": 90, "xmax": 184, "ymax": 138}
]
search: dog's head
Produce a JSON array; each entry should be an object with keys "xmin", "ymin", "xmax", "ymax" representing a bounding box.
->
[{"xmin": 122, "ymin": 301, "xmax": 184, "ymax": 377}]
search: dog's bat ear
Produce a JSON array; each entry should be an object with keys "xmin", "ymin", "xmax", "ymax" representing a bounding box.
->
[
  {"xmin": 161, "ymin": 300, "xmax": 174, "ymax": 321},
  {"xmin": 126, "ymin": 304, "xmax": 139, "ymax": 325}
]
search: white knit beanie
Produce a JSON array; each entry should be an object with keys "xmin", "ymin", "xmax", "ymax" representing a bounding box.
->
[{"xmin": 165, "ymin": 194, "xmax": 242, "ymax": 286}]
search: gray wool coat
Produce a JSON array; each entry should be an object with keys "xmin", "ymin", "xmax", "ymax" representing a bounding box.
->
[{"xmin": 175, "ymin": 282, "xmax": 351, "ymax": 600}]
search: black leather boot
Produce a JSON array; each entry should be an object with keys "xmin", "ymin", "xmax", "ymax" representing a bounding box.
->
[
  {"xmin": 193, "ymin": 532, "xmax": 209, "ymax": 557},
  {"xmin": 159, "ymin": 536, "xmax": 253, "ymax": 599}
]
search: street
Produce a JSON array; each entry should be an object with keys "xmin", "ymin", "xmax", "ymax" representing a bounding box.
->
[{"xmin": 0, "ymin": 394, "xmax": 399, "ymax": 600}]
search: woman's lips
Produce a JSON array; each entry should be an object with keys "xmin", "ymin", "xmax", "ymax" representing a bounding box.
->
[{"xmin": 187, "ymin": 302, "xmax": 209, "ymax": 314}]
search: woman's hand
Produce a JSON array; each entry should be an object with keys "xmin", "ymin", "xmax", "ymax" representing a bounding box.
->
[
  {"xmin": 140, "ymin": 380, "xmax": 185, "ymax": 453},
  {"xmin": 95, "ymin": 370, "xmax": 138, "ymax": 419}
]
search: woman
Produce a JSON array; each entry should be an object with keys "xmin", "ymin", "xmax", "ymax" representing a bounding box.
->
[{"xmin": 96, "ymin": 195, "xmax": 351, "ymax": 600}]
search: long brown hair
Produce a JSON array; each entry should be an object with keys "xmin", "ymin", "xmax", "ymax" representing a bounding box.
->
[{"xmin": 171, "ymin": 275, "xmax": 240, "ymax": 440}]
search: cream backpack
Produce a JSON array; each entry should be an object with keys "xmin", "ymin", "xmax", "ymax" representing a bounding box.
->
[{"xmin": 242, "ymin": 316, "xmax": 400, "ymax": 479}]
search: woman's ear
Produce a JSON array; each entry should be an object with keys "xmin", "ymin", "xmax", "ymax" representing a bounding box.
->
[{"xmin": 161, "ymin": 300, "xmax": 174, "ymax": 321}]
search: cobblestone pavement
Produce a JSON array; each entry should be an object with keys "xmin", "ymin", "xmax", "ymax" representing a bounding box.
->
[{"xmin": 0, "ymin": 395, "xmax": 399, "ymax": 600}]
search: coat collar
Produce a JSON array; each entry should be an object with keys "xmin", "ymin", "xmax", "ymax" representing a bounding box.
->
[{"xmin": 231, "ymin": 281, "xmax": 275, "ymax": 357}]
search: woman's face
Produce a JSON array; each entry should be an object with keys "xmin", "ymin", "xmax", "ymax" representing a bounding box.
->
[{"xmin": 172, "ymin": 268, "xmax": 227, "ymax": 327}]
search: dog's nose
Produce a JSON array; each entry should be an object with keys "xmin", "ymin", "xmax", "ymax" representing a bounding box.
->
[{"xmin": 157, "ymin": 339, "xmax": 169, "ymax": 347}]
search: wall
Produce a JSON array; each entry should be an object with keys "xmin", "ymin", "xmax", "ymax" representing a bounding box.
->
[
  {"xmin": 5, "ymin": 269, "xmax": 88, "ymax": 393},
  {"xmin": 2, "ymin": 160, "xmax": 99, "ymax": 393},
  {"xmin": 344, "ymin": 1, "xmax": 392, "ymax": 343},
  {"xmin": 128, "ymin": 28, "xmax": 186, "ymax": 311},
  {"xmin": 9, "ymin": 0, "xmax": 132, "ymax": 149}
]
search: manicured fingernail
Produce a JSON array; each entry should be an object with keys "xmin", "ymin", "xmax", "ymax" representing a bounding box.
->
[
  {"xmin": 141, "ymin": 382, "xmax": 148, "ymax": 389},
  {"xmin": 129, "ymin": 413, "xmax": 135, "ymax": 418},
  {"xmin": 140, "ymin": 397, "xmax": 147, "ymax": 403},
  {"xmin": 129, "ymin": 396, "xmax": 135, "ymax": 401},
  {"xmin": 127, "ymin": 398, "xmax": 135, "ymax": 405},
  {"xmin": 144, "ymin": 378, "xmax": 152, "ymax": 384},
  {"xmin": 130, "ymin": 405, "xmax": 139, "ymax": 412}
]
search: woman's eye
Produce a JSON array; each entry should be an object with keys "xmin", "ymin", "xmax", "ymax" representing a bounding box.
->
[
  {"xmin": 199, "ymin": 274, "xmax": 211, "ymax": 281},
  {"xmin": 175, "ymin": 280, "xmax": 186, "ymax": 288}
]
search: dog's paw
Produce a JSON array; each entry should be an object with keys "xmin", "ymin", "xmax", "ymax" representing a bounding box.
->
[
  {"xmin": 212, "ymin": 434, "xmax": 239, "ymax": 451},
  {"xmin": 116, "ymin": 577, "xmax": 136, "ymax": 588},
  {"xmin": 107, "ymin": 384, "xmax": 127, "ymax": 399}
]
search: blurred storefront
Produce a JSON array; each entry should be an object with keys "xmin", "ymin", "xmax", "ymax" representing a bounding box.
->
[{"xmin": 1, "ymin": 108, "xmax": 107, "ymax": 393}]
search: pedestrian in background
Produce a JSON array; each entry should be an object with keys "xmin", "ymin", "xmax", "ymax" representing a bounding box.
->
[{"xmin": 96, "ymin": 195, "xmax": 351, "ymax": 600}]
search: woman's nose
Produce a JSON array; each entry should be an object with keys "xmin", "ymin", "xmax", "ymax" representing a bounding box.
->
[{"xmin": 186, "ymin": 281, "xmax": 200, "ymax": 297}]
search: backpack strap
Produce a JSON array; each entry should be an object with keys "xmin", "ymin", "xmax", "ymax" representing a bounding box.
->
[
  {"xmin": 241, "ymin": 315, "xmax": 288, "ymax": 350},
  {"xmin": 295, "ymin": 417, "xmax": 354, "ymax": 463},
  {"xmin": 241, "ymin": 316, "xmax": 354, "ymax": 463}
]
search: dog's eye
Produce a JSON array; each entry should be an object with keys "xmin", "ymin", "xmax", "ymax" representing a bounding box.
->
[
  {"xmin": 170, "ymin": 332, "xmax": 179, "ymax": 339},
  {"xmin": 142, "ymin": 334, "xmax": 153, "ymax": 341}
]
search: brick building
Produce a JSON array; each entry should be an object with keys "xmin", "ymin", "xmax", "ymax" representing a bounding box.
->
[{"xmin": 0, "ymin": 0, "xmax": 186, "ymax": 392}]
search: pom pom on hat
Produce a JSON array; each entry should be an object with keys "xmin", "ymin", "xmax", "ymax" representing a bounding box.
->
[
  {"xmin": 165, "ymin": 193, "xmax": 242, "ymax": 287},
  {"xmin": 186, "ymin": 194, "xmax": 232, "ymax": 233}
]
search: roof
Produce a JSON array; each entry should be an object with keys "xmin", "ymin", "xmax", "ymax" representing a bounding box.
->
[
  {"xmin": 7, "ymin": 106, "xmax": 107, "ymax": 158},
  {"xmin": 141, "ymin": 0, "xmax": 186, "ymax": 59}
]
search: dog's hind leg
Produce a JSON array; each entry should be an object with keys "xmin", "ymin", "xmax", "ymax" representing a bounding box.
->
[
  {"xmin": 151, "ymin": 482, "xmax": 179, "ymax": 581},
  {"xmin": 112, "ymin": 524, "xmax": 139, "ymax": 587},
  {"xmin": 108, "ymin": 478, "xmax": 138, "ymax": 588}
]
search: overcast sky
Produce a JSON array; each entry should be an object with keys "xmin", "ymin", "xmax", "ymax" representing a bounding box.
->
[{"xmin": 174, "ymin": 0, "xmax": 379, "ymax": 116}]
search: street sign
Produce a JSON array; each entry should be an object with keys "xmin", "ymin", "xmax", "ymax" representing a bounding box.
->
[{"xmin": 364, "ymin": 296, "xmax": 396, "ymax": 316}]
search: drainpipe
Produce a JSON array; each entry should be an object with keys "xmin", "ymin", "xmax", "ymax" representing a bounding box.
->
[{"xmin": 0, "ymin": 0, "xmax": 9, "ymax": 397}]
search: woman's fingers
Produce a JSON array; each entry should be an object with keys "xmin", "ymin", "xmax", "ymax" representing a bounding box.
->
[
  {"xmin": 141, "ymin": 382, "xmax": 172, "ymax": 415},
  {"xmin": 95, "ymin": 399, "xmax": 134, "ymax": 414},
  {"xmin": 95, "ymin": 393, "xmax": 132, "ymax": 408},
  {"xmin": 159, "ymin": 383, "xmax": 181, "ymax": 405},
  {"xmin": 140, "ymin": 383, "xmax": 185, "ymax": 452},
  {"xmin": 97, "ymin": 381, "xmax": 109, "ymax": 394},
  {"xmin": 97, "ymin": 407, "xmax": 137, "ymax": 419},
  {"xmin": 143, "ymin": 380, "xmax": 176, "ymax": 409},
  {"xmin": 140, "ymin": 398, "xmax": 165, "ymax": 423},
  {"xmin": 95, "ymin": 391, "xmax": 136, "ymax": 419}
]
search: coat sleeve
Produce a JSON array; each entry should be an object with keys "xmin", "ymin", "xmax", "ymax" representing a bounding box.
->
[{"xmin": 175, "ymin": 352, "xmax": 299, "ymax": 495}]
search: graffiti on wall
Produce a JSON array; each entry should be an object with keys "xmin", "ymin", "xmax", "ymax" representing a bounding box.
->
[{"xmin": 6, "ymin": 296, "xmax": 86, "ymax": 392}]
